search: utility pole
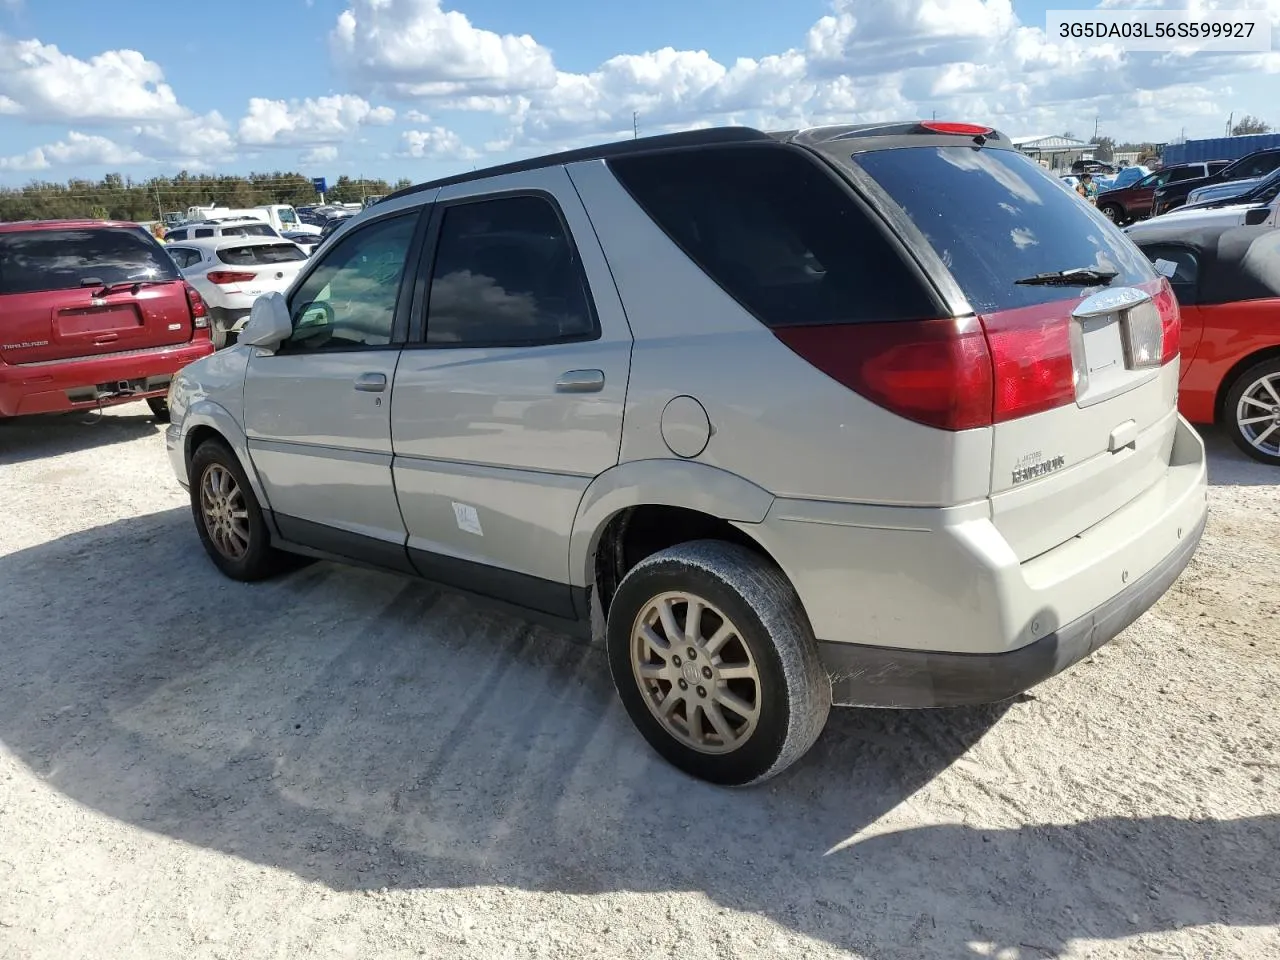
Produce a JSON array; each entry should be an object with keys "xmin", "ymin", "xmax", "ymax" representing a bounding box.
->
[
  {"xmin": 1226, "ymin": 112, "xmax": 1234, "ymax": 137},
  {"xmin": 153, "ymin": 181, "xmax": 163, "ymax": 221},
  {"xmin": 633, "ymin": 112, "xmax": 639, "ymax": 140},
  {"xmin": 1093, "ymin": 115, "xmax": 1099, "ymax": 142}
]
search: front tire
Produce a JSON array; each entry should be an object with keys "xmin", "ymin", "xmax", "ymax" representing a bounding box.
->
[
  {"xmin": 189, "ymin": 438, "xmax": 291, "ymax": 580},
  {"xmin": 606, "ymin": 540, "xmax": 830, "ymax": 786},
  {"xmin": 1100, "ymin": 202, "xmax": 1123, "ymax": 224},
  {"xmin": 1224, "ymin": 358, "xmax": 1280, "ymax": 465}
]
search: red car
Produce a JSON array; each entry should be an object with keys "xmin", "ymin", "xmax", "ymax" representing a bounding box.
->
[
  {"xmin": 1133, "ymin": 224, "xmax": 1280, "ymax": 464},
  {"xmin": 0, "ymin": 220, "xmax": 214, "ymax": 420}
]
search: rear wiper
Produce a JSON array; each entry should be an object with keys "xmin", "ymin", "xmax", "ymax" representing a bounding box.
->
[
  {"xmin": 1014, "ymin": 268, "xmax": 1118, "ymax": 287},
  {"xmin": 90, "ymin": 278, "xmax": 173, "ymax": 298}
]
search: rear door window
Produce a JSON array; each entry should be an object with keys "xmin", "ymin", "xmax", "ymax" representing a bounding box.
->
[
  {"xmin": 218, "ymin": 243, "xmax": 308, "ymax": 266},
  {"xmin": 854, "ymin": 146, "xmax": 1155, "ymax": 312},
  {"xmin": 0, "ymin": 227, "xmax": 180, "ymax": 295},
  {"xmin": 608, "ymin": 145, "xmax": 938, "ymax": 327},
  {"xmin": 194, "ymin": 228, "xmax": 214, "ymax": 238}
]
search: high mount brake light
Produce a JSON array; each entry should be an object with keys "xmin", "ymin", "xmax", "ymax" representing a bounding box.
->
[{"xmin": 920, "ymin": 122, "xmax": 995, "ymax": 137}]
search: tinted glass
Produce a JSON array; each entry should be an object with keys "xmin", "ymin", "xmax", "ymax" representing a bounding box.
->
[
  {"xmin": 168, "ymin": 229, "xmax": 188, "ymax": 240},
  {"xmin": 194, "ymin": 228, "xmax": 214, "ymax": 238},
  {"xmin": 169, "ymin": 248, "xmax": 200, "ymax": 268},
  {"xmin": 609, "ymin": 145, "xmax": 937, "ymax": 327},
  {"xmin": 218, "ymin": 243, "xmax": 307, "ymax": 266},
  {"xmin": 221, "ymin": 223, "xmax": 276, "ymax": 238},
  {"xmin": 855, "ymin": 146, "xmax": 1156, "ymax": 312},
  {"xmin": 0, "ymin": 227, "xmax": 180, "ymax": 295},
  {"xmin": 1169, "ymin": 168, "xmax": 1203, "ymax": 183},
  {"xmin": 285, "ymin": 213, "xmax": 415, "ymax": 351},
  {"xmin": 426, "ymin": 195, "xmax": 596, "ymax": 346}
]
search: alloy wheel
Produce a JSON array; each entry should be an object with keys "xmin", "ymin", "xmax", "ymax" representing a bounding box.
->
[
  {"xmin": 629, "ymin": 591, "xmax": 761, "ymax": 755},
  {"xmin": 1236, "ymin": 372, "xmax": 1280, "ymax": 457},
  {"xmin": 199, "ymin": 463, "xmax": 251, "ymax": 560}
]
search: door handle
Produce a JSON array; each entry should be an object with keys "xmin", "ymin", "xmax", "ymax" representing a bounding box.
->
[
  {"xmin": 555, "ymin": 369, "xmax": 605, "ymax": 393},
  {"xmin": 354, "ymin": 372, "xmax": 388, "ymax": 393}
]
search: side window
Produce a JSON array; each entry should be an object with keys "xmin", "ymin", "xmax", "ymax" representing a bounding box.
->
[
  {"xmin": 1136, "ymin": 173, "xmax": 1161, "ymax": 189},
  {"xmin": 424, "ymin": 195, "xmax": 597, "ymax": 346},
  {"xmin": 1168, "ymin": 168, "xmax": 1200, "ymax": 183},
  {"xmin": 168, "ymin": 248, "xmax": 197, "ymax": 268},
  {"xmin": 608, "ymin": 145, "xmax": 938, "ymax": 327},
  {"xmin": 1151, "ymin": 170, "xmax": 1174, "ymax": 187},
  {"xmin": 283, "ymin": 213, "xmax": 416, "ymax": 352},
  {"xmin": 169, "ymin": 229, "xmax": 188, "ymax": 241},
  {"xmin": 1143, "ymin": 245, "xmax": 1199, "ymax": 303},
  {"xmin": 194, "ymin": 228, "xmax": 214, "ymax": 238}
]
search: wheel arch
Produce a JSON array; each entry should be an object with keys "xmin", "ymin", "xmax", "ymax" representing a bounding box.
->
[
  {"xmin": 1214, "ymin": 345, "xmax": 1280, "ymax": 423},
  {"xmin": 570, "ymin": 460, "xmax": 779, "ymax": 612},
  {"xmin": 181, "ymin": 400, "xmax": 273, "ymax": 512}
]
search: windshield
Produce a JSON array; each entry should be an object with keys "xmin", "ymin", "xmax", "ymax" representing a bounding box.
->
[
  {"xmin": 854, "ymin": 146, "xmax": 1155, "ymax": 311},
  {"xmin": 278, "ymin": 207, "xmax": 299, "ymax": 225},
  {"xmin": 217, "ymin": 243, "xmax": 307, "ymax": 266},
  {"xmin": 0, "ymin": 227, "xmax": 181, "ymax": 295}
]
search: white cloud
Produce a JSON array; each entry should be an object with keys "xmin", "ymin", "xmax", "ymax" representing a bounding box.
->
[
  {"xmin": 0, "ymin": 131, "xmax": 149, "ymax": 171},
  {"xmin": 133, "ymin": 111, "xmax": 236, "ymax": 167},
  {"xmin": 237, "ymin": 94, "xmax": 396, "ymax": 146},
  {"xmin": 399, "ymin": 127, "xmax": 479, "ymax": 160},
  {"xmin": 404, "ymin": 108, "xmax": 431, "ymax": 122},
  {"xmin": 0, "ymin": 36, "xmax": 184, "ymax": 122},
  {"xmin": 331, "ymin": 0, "xmax": 557, "ymax": 98},
  {"xmin": 302, "ymin": 144, "xmax": 339, "ymax": 164}
]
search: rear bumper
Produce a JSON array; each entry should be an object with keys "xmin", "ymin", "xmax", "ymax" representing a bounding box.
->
[
  {"xmin": 818, "ymin": 512, "xmax": 1204, "ymax": 707},
  {"xmin": 740, "ymin": 415, "xmax": 1208, "ymax": 706},
  {"xmin": 0, "ymin": 341, "xmax": 214, "ymax": 417}
]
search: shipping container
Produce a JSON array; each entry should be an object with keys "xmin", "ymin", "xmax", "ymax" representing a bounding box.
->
[{"xmin": 1162, "ymin": 133, "xmax": 1280, "ymax": 166}]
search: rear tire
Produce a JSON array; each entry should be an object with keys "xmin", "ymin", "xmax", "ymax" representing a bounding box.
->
[
  {"xmin": 146, "ymin": 397, "xmax": 170, "ymax": 422},
  {"xmin": 1223, "ymin": 358, "xmax": 1280, "ymax": 466},
  {"xmin": 189, "ymin": 438, "xmax": 291, "ymax": 580},
  {"xmin": 605, "ymin": 540, "xmax": 830, "ymax": 786}
]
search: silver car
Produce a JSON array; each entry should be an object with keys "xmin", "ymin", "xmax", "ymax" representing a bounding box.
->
[{"xmin": 165, "ymin": 122, "xmax": 1209, "ymax": 785}]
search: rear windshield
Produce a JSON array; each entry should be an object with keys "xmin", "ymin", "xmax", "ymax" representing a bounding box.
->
[
  {"xmin": 221, "ymin": 223, "xmax": 276, "ymax": 238},
  {"xmin": 0, "ymin": 227, "xmax": 180, "ymax": 295},
  {"xmin": 217, "ymin": 243, "xmax": 307, "ymax": 266},
  {"xmin": 854, "ymin": 146, "xmax": 1155, "ymax": 312}
]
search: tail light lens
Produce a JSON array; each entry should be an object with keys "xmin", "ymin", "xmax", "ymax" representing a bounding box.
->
[
  {"xmin": 1154, "ymin": 278, "xmax": 1181, "ymax": 365},
  {"xmin": 773, "ymin": 318, "xmax": 994, "ymax": 431},
  {"xmin": 184, "ymin": 282, "xmax": 209, "ymax": 329},
  {"xmin": 206, "ymin": 271, "xmax": 256, "ymax": 286},
  {"xmin": 979, "ymin": 306, "xmax": 1076, "ymax": 422}
]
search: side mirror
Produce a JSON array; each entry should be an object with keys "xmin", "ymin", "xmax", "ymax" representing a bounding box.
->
[
  {"xmin": 238, "ymin": 292, "xmax": 293, "ymax": 352},
  {"xmin": 1245, "ymin": 207, "xmax": 1269, "ymax": 226}
]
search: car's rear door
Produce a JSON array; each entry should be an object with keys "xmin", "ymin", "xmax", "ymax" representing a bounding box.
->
[
  {"xmin": 0, "ymin": 226, "xmax": 193, "ymax": 367},
  {"xmin": 388, "ymin": 167, "xmax": 632, "ymax": 617},
  {"xmin": 241, "ymin": 206, "xmax": 428, "ymax": 570}
]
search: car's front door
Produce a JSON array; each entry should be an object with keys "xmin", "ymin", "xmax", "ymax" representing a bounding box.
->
[
  {"xmin": 389, "ymin": 168, "xmax": 633, "ymax": 618},
  {"xmin": 243, "ymin": 206, "xmax": 426, "ymax": 572}
]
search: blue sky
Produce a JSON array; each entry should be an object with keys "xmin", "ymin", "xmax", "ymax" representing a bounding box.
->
[{"xmin": 0, "ymin": 0, "xmax": 1276, "ymax": 186}]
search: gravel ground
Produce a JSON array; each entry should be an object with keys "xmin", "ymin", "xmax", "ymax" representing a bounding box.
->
[{"xmin": 0, "ymin": 404, "xmax": 1277, "ymax": 960}]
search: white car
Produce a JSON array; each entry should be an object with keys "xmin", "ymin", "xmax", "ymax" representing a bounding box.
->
[
  {"xmin": 166, "ymin": 218, "xmax": 281, "ymax": 243},
  {"xmin": 166, "ymin": 237, "xmax": 309, "ymax": 348},
  {"xmin": 1125, "ymin": 183, "xmax": 1280, "ymax": 240}
]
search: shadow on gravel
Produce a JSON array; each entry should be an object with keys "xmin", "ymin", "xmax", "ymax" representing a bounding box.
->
[
  {"xmin": 0, "ymin": 403, "xmax": 162, "ymax": 466},
  {"xmin": 1200, "ymin": 425, "xmax": 1277, "ymax": 488},
  {"xmin": 1, "ymin": 508, "xmax": 1276, "ymax": 958}
]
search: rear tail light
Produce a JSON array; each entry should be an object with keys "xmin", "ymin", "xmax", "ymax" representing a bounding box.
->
[
  {"xmin": 773, "ymin": 318, "xmax": 994, "ymax": 431},
  {"xmin": 206, "ymin": 271, "xmax": 256, "ymax": 286},
  {"xmin": 980, "ymin": 307, "xmax": 1076, "ymax": 422},
  {"xmin": 184, "ymin": 282, "xmax": 209, "ymax": 329},
  {"xmin": 1154, "ymin": 278, "xmax": 1181, "ymax": 365}
]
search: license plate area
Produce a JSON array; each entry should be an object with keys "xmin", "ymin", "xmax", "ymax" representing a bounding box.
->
[
  {"xmin": 1071, "ymin": 288, "xmax": 1161, "ymax": 408},
  {"xmin": 56, "ymin": 304, "xmax": 143, "ymax": 335}
]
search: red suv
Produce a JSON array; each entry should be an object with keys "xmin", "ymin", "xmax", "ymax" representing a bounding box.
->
[{"xmin": 0, "ymin": 220, "xmax": 215, "ymax": 420}]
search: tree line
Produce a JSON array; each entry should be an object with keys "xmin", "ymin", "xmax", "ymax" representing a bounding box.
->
[{"xmin": 0, "ymin": 171, "xmax": 413, "ymax": 223}]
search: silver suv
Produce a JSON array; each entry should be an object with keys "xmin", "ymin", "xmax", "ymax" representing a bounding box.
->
[{"xmin": 165, "ymin": 122, "xmax": 1209, "ymax": 785}]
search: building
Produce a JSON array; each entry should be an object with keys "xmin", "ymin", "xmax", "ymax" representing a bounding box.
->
[{"xmin": 1012, "ymin": 134, "xmax": 1100, "ymax": 174}]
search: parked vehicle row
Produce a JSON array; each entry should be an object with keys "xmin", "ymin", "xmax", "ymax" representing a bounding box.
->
[
  {"xmin": 1152, "ymin": 148, "xmax": 1280, "ymax": 217},
  {"xmin": 162, "ymin": 121, "xmax": 1210, "ymax": 785},
  {"xmin": 1098, "ymin": 161, "xmax": 1230, "ymax": 224}
]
